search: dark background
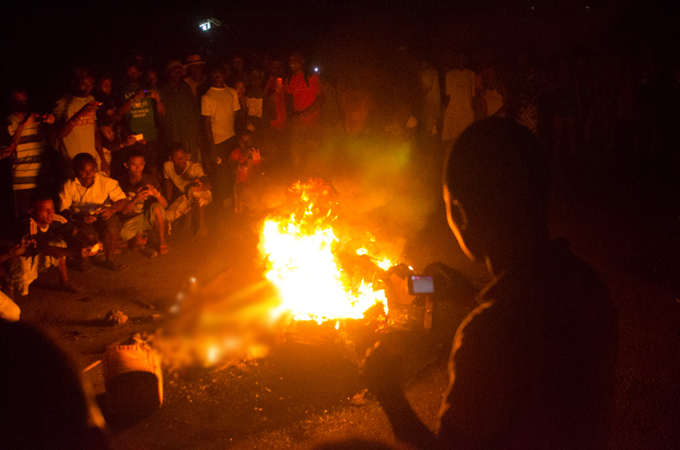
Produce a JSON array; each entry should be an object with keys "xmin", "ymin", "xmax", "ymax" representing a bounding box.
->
[{"xmin": 1, "ymin": 0, "xmax": 679, "ymax": 112}]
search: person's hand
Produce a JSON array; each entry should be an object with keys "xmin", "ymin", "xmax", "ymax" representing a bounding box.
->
[
  {"xmin": 147, "ymin": 185, "xmax": 161, "ymax": 198},
  {"xmin": 246, "ymin": 122, "xmax": 256, "ymax": 132},
  {"xmin": 148, "ymin": 90, "xmax": 161, "ymax": 103},
  {"xmin": 99, "ymin": 208, "xmax": 114, "ymax": 220},
  {"xmin": 0, "ymin": 144, "xmax": 15, "ymax": 159},
  {"xmin": 125, "ymin": 135, "xmax": 137, "ymax": 146},
  {"xmin": 78, "ymin": 101, "xmax": 100, "ymax": 118},
  {"xmin": 252, "ymin": 148, "xmax": 261, "ymax": 161},
  {"xmin": 133, "ymin": 90, "xmax": 145, "ymax": 101},
  {"xmin": 83, "ymin": 215, "xmax": 97, "ymax": 224},
  {"xmin": 360, "ymin": 341, "xmax": 403, "ymax": 399},
  {"xmin": 8, "ymin": 238, "xmax": 28, "ymax": 258},
  {"xmin": 43, "ymin": 113, "xmax": 55, "ymax": 125},
  {"xmin": 134, "ymin": 188, "xmax": 151, "ymax": 202},
  {"xmin": 194, "ymin": 180, "xmax": 205, "ymax": 191}
]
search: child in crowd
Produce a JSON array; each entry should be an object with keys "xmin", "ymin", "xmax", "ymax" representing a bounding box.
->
[
  {"xmin": 245, "ymin": 70, "xmax": 266, "ymax": 134},
  {"xmin": 118, "ymin": 149, "xmax": 169, "ymax": 257},
  {"xmin": 163, "ymin": 145, "xmax": 212, "ymax": 236},
  {"xmin": 19, "ymin": 193, "xmax": 84, "ymax": 296},
  {"xmin": 59, "ymin": 153, "xmax": 129, "ymax": 271},
  {"xmin": 229, "ymin": 131, "xmax": 262, "ymax": 213}
]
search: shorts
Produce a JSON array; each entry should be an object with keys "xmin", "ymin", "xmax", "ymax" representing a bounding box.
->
[
  {"xmin": 120, "ymin": 203, "xmax": 165, "ymax": 241},
  {"xmin": 166, "ymin": 188, "xmax": 212, "ymax": 222}
]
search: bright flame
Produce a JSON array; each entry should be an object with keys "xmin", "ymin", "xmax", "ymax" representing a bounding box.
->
[{"xmin": 260, "ymin": 179, "xmax": 391, "ymax": 324}]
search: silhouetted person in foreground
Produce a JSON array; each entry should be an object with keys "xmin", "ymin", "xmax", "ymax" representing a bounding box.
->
[
  {"xmin": 364, "ymin": 118, "xmax": 617, "ymax": 449},
  {"xmin": 0, "ymin": 320, "xmax": 108, "ymax": 449}
]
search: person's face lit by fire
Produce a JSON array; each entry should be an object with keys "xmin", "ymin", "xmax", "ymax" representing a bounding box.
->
[
  {"xmin": 126, "ymin": 66, "xmax": 142, "ymax": 83},
  {"xmin": 32, "ymin": 199, "xmax": 55, "ymax": 227},
  {"xmin": 188, "ymin": 63, "xmax": 203, "ymax": 81},
  {"xmin": 76, "ymin": 162, "xmax": 98, "ymax": 188},
  {"xmin": 99, "ymin": 78, "xmax": 112, "ymax": 96},
  {"xmin": 10, "ymin": 91, "xmax": 28, "ymax": 113},
  {"xmin": 232, "ymin": 55, "xmax": 244, "ymax": 73},
  {"xmin": 270, "ymin": 60, "xmax": 284, "ymax": 78},
  {"xmin": 234, "ymin": 81, "xmax": 246, "ymax": 100},
  {"xmin": 288, "ymin": 54, "xmax": 304, "ymax": 75},
  {"xmin": 170, "ymin": 149, "xmax": 189, "ymax": 172},
  {"xmin": 125, "ymin": 156, "xmax": 145, "ymax": 180},
  {"xmin": 75, "ymin": 76, "xmax": 95, "ymax": 97},
  {"xmin": 146, "ymin": 70, "xmax": 158, "ymax": 88},
  {"xmin": 238, "ymin": 134, "xmax": 253, "ymax": 151},
  {"xmin": 210, "ymin": 70, "xmax": 225, "ymax": 88}
]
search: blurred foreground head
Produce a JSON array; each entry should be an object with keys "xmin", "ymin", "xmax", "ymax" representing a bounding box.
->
[
  {"xmin": 444, "ymin": 118, "xmax": 549, "ymax": 272},
  {"xmin": 0, "ymin": 320, "xmax": 108, "ymax": 450}
]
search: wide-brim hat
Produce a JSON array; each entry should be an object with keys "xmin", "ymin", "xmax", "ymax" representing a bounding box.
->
[{"xmin": 185, "ymin": 54, "xmax": 205, "ymax": 67}]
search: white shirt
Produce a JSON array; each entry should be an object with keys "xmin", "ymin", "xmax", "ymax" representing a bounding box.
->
[
  {"xmin": 59, "ymin": 173, "xmax": 126, "ymax": 214},
  {"xmin": 444, "ymin": 69, "xmax": 476, "ymax": 117},
  {"xmin": 163, "ymin": 161, "xmax": 206, "ymax": 193},
  {"xmin": 54, "ymin": 94, "xmax": 97, "ymax": 161},
  {"xmin": 201, "ymin": 86, "xmax": 241, "ymax": 145}
]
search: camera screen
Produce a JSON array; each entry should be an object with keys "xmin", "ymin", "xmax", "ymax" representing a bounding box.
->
[{"xmin": 410, "ymin": 275, "xmax": 434, "ymax": 294}]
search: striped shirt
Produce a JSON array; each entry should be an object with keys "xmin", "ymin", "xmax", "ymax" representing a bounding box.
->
[{"xmin": 6, "ymin": 114, "xmax": 48, "ymax": 190}]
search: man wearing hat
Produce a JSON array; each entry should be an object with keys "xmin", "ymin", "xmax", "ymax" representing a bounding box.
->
[
  {"xmin": 184, "ymin": 54, "xmax": 207, "ymax": 100},
  {"xmin": 160, "ymin": 61, "xmax": 201, "ymax": 161}
]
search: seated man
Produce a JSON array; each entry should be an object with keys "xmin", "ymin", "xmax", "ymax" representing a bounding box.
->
[
  {"xmin": 59, "ymin": 153, "xmax": 129, "ymax": 271},
  {"xmin": 19, "ymin": 193, "xmax": 84, "ymax": 296},
  {"xmin": 229, "ymin": 130, "xmax": 262, "ymax": 213},
  {"xmin": 363, "ymin": 118, "xmax": 617, "ymax": 449},
  {"xmin": 118, "ymin": 149, "xmax": 169, "ymax": 257},
  {"xmin": 163, "ymin": 145, "xmax": 212, "ymax": 236}
]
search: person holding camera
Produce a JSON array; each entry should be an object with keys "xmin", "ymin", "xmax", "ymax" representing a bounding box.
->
[
  {"xmin": 118, "ymin": 149, "xmax": 169, "ymax": 258},
  {"xmin": 363, "ymin": 118, "xmax": 617, "ymax": 449},
  {"xmin": 4, "ymin": 90, "xmax": 56, "ymax": 219},
  {"xmin": 59, "ymin": 153, "xmax": 129, "ymax": 271},
  {"xmin": 53, "ymin": 68, "xmax": 108, "ymax": 175},
  {"xmin": 163, "ymin": 144, "xmax": 212, "ymax": 236},
  {"xmin": 118, "ymin": 64, "xmax": 166, "ymax": 176}
]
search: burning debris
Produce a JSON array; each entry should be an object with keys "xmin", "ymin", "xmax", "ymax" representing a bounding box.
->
[{"xmin": 150, "ymin": 178, "xmax": 402, "ymax": 370}]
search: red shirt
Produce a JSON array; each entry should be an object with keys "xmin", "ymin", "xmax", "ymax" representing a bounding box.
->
[{"xmin": 286, "ymin": 73, "xmax": 321, "ymax": 124}]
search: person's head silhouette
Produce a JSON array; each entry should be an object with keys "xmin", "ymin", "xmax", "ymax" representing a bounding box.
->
[{"xmin": 444, "ymin": 117, "xmax": 550, "ymax": 275}]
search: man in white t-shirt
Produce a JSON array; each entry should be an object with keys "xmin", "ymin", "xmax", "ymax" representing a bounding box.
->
[
  {"xmin": 442, "ymin": 53, "xmax": 476, "ymax": 144},
  {"xmin": 201, "ymin": 65, "xmax": 241, "ymax": 206},
  {"xmin": 59, "ymin": 153, "xmax": 128, "ymax": 271},
  {"xmin": 54, "ymin": 68, "xmax": 108, "ymax": 174}
]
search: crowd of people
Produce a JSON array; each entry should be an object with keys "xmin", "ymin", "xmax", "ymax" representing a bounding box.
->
[{"xmin": 1, "ymin": 44, "xmax": 678, "ymax": 318}]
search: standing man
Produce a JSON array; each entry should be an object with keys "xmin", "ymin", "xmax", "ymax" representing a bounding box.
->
[
  {"xmin": 117, "ymin": 64, "xmax": 165, "ymax": 175},
  {"xmin": 442, "ymin": 53, "xmax": 476, "ymax": 145},
  {"xmin": 160, "ymin": 60, "xmax": 201, "ymax": 162},
  {"xmin": 286, "ymin": 52, "xmax": 323, "ymax": 170},
  {"xmin": 54, "ymin": 68, "xmax": 107, "ymax": 174},
  {"xmin": 201, "ymin": 64, "xmax": 241, "ymax": 206},
  {"xmin": 4, "ymin": 90, "xmax": 55, "ymax": 218},
  {"xmin": 184, "ymin": 54, "xmax": 208, "ymax": 100}
]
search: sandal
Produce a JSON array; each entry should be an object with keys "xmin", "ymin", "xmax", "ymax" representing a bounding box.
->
[
  {"xmin": 100, "ymin": 260, "xmax": 129, "ymax": 272},
  {"xmin": 138, "ymin": 246, "xmax": 158, "ymax": 259}
]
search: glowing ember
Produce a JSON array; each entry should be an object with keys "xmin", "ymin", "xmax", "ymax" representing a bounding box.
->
[{"xmin": 260, "ymin": 179, "xmax": 390, "ymax": 324}]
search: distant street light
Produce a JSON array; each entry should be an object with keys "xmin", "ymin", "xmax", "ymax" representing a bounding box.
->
[{"xmin": 199, "ymin": 18, "xmax": 222, "ymax": 32}]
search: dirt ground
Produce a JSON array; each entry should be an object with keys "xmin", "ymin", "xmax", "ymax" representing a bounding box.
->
[{"xmin": 14, "ymin": 169, "xmax": 680, "ymax": 449}]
